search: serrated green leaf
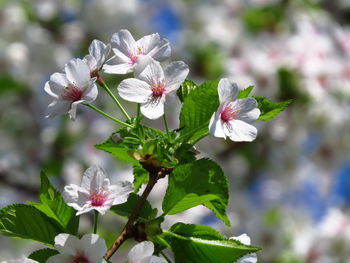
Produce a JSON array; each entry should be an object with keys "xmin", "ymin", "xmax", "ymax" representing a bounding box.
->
[
  {"xmin": 254, "ymin": 96, "xmax": 292, "ymax": 121},
  {"xmin": 31, "ymin": 172, "xmax": 79, "ymax": 235},
  {"xmin": 28, "ymin": 248, "xmax": 59, "ymax": 263},
  {"xmin": 177, "ymin": 79, "xmax": 198, "ymax": 103},
  {"xmin": 0, "ymin": 204, "xmax": 63, "ymax": 245},
  {"xmin": 161, "ymin": 223, "xmax": 260, "ymax": 263},
  {"xmin": 133, "ymin": 165, "xmax": 149, "ymax": 193},
  {"xmin": 110, "ymin": 193, "xmax": 157, "ymax": 222},
  {"xmin": 162, "ymin": 158, "xmax": 230, "ymax": 226},
  {"xmin": 237, "ymin": 86, "xmax": 254, "ymax": 99},
  {"xmin": 179, "ymin": 80, "xmax": 219, "ymax": 144},
  {"xmin": 95, "ymin": 138, "xmax": 138, "ymax": 164}
]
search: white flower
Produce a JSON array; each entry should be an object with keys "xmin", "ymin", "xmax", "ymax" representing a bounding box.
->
[
  {"xmin": 47, "ymin": 233, "xmax": 106, "ymax": 263},
  {"xmin": 44, "ymin": 58, "xmax": 98, "ymax": 120},
  {"xmin": 209, "ymin": 78, "xmax": 260, "ymax": 142},
  {"xmin": 83, "ymin": 39, "xmax": 111, "ymax": 74},
  {"xmin": 230, "ymin": 234, "xmax": 257, "ymax": 263},
  {"xmin": 126, "ymin": 241, "xmax": 166, "ymax": 263},
  {"xmin": 103, "ymin": 29, "xmax": 171, "ymax": 74},
  {"xmin": 63, "ymin": 165, "xmax": 133, "ymax": 215},
  {"xmin": 1, "ymin": 259, "xmax": 38, "ymax": 263},
  {"xmin": 118, "ymin": 57, "xmax": 189, "ymax": 119}
]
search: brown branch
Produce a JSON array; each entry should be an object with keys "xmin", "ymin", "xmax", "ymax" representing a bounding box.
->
[{"xmin": 104, "ymin": 166, "xmax": 171, "ymax": 260}]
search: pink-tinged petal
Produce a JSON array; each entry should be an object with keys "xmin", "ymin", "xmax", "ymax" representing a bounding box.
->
[
  {"xmin": 164, "ymin": 61, "xmax": 189, "ymax": 93},
  {"xmin": 218, "ymin": 78, "xmax": 238, "ymax": 103},
  {"xmin": 46, "ymin": 100, "xmax": 71, "ymax": 118},
  {"xmin": 54, "ymin": 233, "xmax": 81, "ymax": 255},
  {"xmin": 136, "ymin": 33, "xmax": 171, "ymax": 61},
  {"xmin": 118, "ymin": 78, "xmax": 152, "ymax": 103},
  {"xmin": 83, "ymin": 54, "xmax": 98, "ymax": 73},
  {"xmin": 110, "ymin": 30, "xmax": 136, "ymax": 58},
  {"xmin": 237, "ymin": 108, "xmax": 260, "ymax": 123},
  {"xmin": 128, "ymin": 241, "xmax": 154, "ymax": 262},
  {"xmin": 81, "ymin": 234, "xmax": 107, "ymax": 261},
  {"xmin": 81, "ymin": 165, "xmax": 106, "ymax": 192},
  {"xmin": 140, "ymin": 96, "xmax": 165, "ymax": 119},
  {"xmin": 109, "ymin": 181, "xmax": 134, "ymax": 205},
  {"xmin": 103, "ymin": 55, "xmax": 133, "ymax": 74},
  {"xmin": 233, "ymin": 98, "xmax": 258, "ymax": 113},
  {"xmin": 65, "ymin": 58, "xmax": 90, "ymax": 88},
  {"xmin": 209, "ymin": 112, "xmax": 226, "ymax": 139},
  {"xmin": 224, "ymin": 119, "xmax": 258, "ymax": 142},
  {"xmin": 68, "ymin": 100, "xmax": 84, "ymax": 120},
  {"xmin": 46, "ymin": 254, "xmax": 72, "ymax": 263},
  {"xmin": 136, "ymin": 59, "xmax": 164, "ymax": 85},
  {"xmin": 45, "ymin": 73, "xmax": 70, "ymax": 98},
  {"xmin": 88, "ymin": 39, "xmax": 110, "ymax": 70},
  {"xmin": 82, "ymin": 81, "xmax": 98, "ymax": 103}
]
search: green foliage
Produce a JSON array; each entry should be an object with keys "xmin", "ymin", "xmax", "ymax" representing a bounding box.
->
[
  {"xmin": 0, "ymin": 204, "xmax": 63, "ymax": 245},
  {"xmin": 28, "ymin": 248, "xmax": 59, "ymax": 263},
  {"xmin": 0, "ymin": 75, "xmax": 28, "ymax": 95},
  {"xmin": 162, "ymin": 158, "xmax": 230, "ymax": 226},
  {"xmin": 31, "ymin": 172, "xmax": 79, "ymax": 234},
  {"xmin": 133, "ymin": 165, "xmax": 149, "ymax": 193},
  {"xmin": 237, "ymin": 86, "xmax": 254, "ymax": 99},
  {"xmin": 110, "ymin": 193, "xmax": 157, "ymax": 222},
  {"xmin": 161, "ymin": 223, "xmax": 260, "ymax": 263},
  {"xmin": 179, "ymin": 80, "xmax": 219, "ymax": 144},
  {"xmin": 177, "ymin": 79, "xmax": 198, "ymax": 102},
  {"xmin": 254, "ymin": 96, "xmax": 292, "ymax": 121}
]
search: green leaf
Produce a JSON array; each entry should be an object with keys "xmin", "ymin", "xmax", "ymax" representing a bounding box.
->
[
  {"xmin": 179, "ymin": 80, "xmax": 219, "ymax": 144},
  {"xmin": 177, "ymin": 79, "xmax": 198, "ymax": 103},
  {"xmin": 31, "ymin": 172, "xmax": 79, "ymax": 234},
  {"xmin": 110, "ymin": 193, "xmax": 157, "ymax": 222},
  {"xmin": 161, "ymin": 223, "xmax": 260, "ymax": 263},
  {"xmin": 162, "ymin": 159, "xmax": 230, "ymax": 226},
  {"xmin": 28, "ymin": 248, "xmax": 59, "ymax": 263},
  {"xmin": 0, "ymin": 204, "xmax": 63, "ymax": 245},
  {"xmin": 237, "ymin": 86, "xmax": 254, "ymax": 99},
  {"xmin": 95, "ymin": 138, "xmax": 139, "ymax": 164},
  {"xmin": 133, "ymin": 165, "xmax": 149, "ymax": 193},
  {"xmin": 254, "ymin": 96, "xmax": 292, "ymax": 121}
]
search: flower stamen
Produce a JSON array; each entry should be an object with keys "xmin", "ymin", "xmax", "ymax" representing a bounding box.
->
[
  {"xmin": 89, "ymin": 192, "xmax": 107, "ymax": 207},
  {"xmin": 62, "ymin": 84, "xmax": 83, "ymax": 102}
]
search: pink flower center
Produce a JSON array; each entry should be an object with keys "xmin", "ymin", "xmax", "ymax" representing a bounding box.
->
[
  {"xmin": 220, "ymin": 104, "xmax": 238, "ymax": 122},
  {"xmin": 89, "ymin": 192, "xmax": 107, "ymax": 207},
  {"xmin": 129, "ymin": 47, "xmax": 146, "ymax": 64},
  {"xmin": 63, "ymin": 84, "xmax": 83, "ymax": 102},
  {"xmin": 152, "ymin": 82, "xmax": 166, "ymax": 97},
  {"xmin": 71, "ymin": 254, "xmax": 89, "ymax": 263}
]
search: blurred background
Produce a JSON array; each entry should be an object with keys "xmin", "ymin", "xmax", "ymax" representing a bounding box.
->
[{"xmin": 1, "ymin": 0, "xmax": 350, "ymax": 262}]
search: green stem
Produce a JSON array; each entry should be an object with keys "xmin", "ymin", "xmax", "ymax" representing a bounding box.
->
[
  {"xmin": 85, "ymin": 103, "xmax": 133, "ymax": 128},
  {"xmin": 160, "ymin": 251, "xmax": 173, "ymax": 263},
  {"xmin": 98, "ymin": 80, "xmax": 131, "ymax": 122},
  {"xmin": 163, "ymin": 114, "xmax": 169, "ymax": 133},
  {"xmin": 93, "ymin": 210, "xmax": 98, "ymax": 234},
  {"xmin": 137, "ymin": 103, "xmax": 141, "ymax": 118}
]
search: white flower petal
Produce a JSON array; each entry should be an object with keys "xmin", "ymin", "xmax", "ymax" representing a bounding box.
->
[
  {"xmin": 65, "ymin": 58, "xmax": 90, "ymax": 88},
  {"xmin": 218, "ymin": 78, "xmax": 238, "ymax": 103},
  {"xmin": 128, "ymin": 241, "xmax": 154, "ymax": 262},
  {"xmin": 103, "ymin": 56, "xmax": 133, "ymax": 74},
  {"xmin": 164, "ymin": 61, "xmax": 189, "ymax": 93},
  {"xmin": 68, "ymin": 100, "xmax": 84, "ymax": 120},
  {"xmin": 230, "ymin": 234, "xmax": 257, "ymax": 263},
  {"xmin": 82, "ymin": 81, "xmax": 98, "ymax": 103},
  {"xmin": 136, "ymin": 33, "xmax": 171, "ymax": 61},
  {"xmin": 237, "ymin": 108, "xmax": 260, "ymax": 123},
  {"xmin": 133, "ymin": 55, "xmax": 153, "ymax": 76},
  {"xmin": 88, "ymin": 39, "xmax": 110, "ymax": 70},
  {"xmin": 150, "ymin": 256, "xmax": 167, "ymax": 263},
  {"xmin": 110, "ymin": 30, "xmax": 136, "ymax": 59},
  {"xmin": 209, "ymin": 113, "xmax": 226, "ymax": 139},
  {"xmin": 54, "ymin": 233, "xmax": 81, "ymax": 255},
  {"xmin": 109, "ymin": 181, "xmax": 134, "ymax": 205},
  {"xmin": 46, "ymin": 100, "xmax": 71, "ymax": 118},
  {"xmin": 136, "ymin": 59, "xmax": 164, "ymax": 85},
  {"xmin": 224, "ymin": 120, "xmax": 258, "ymax": 142},
  {"xmin": 81, "ymin": 165, "xmax": 106, "ymax": 192},
  {"xmin": 118, "ymin": 78, "xmax": 152, "ymax": 103},
  {"xmin": 46, "ymin": 254, "xmax": 72, "ymax": 263},
  {"xmin": 81, "ymin": 234, "xmax": 107, "ymax": 261},
  {"xmin": 45, "ymin": 73, "xmax": 70, "ymax": 98},
  {"xmin": 83, "ymin": 54, "xmax": 98, "ymax": 73},
  {"xmin": 231, "ymin": 234, "xmax": 251, "ymax": 245},
  {"xmin": 233, "ymin": 98, "xmax": 258, "ymax": 114},
  {"xmin": 141, "ymin": 96, "xmax": 165, "ymax": 119},
  {"xmin": 63, "ymin": 184, "xmax": 89, "ymax": 211}
]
